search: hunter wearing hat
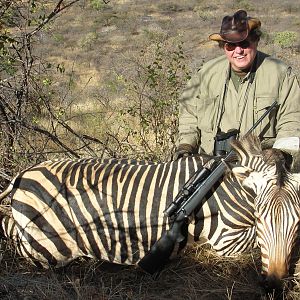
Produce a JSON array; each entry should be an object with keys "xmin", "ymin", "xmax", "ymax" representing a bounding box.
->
[{"xmin": 174, "ymin": 10, "xmax": 300, "ymax": 159}]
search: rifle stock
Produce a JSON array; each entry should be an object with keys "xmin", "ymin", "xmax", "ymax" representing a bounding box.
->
[
  {"xmin": 138, "ymin": 101, "xmax": 278, "ymax": 274},
  {"xmin": 138, "ymin": 219, "xmax": 187, "ymax": 274}
]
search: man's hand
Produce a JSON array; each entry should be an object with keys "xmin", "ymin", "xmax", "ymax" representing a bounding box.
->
[{"xmin": 172, "ymin": 144, "xmax": 197, "ymax": 160}]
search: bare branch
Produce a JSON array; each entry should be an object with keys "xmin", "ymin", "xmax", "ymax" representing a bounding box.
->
[
  {"xmin": 28, "ymin": 0, "xmax": 81, "ymax": 38},
  {"xmin": 18, "ymin": 119, "xmax": 80, "ymax": 158}
]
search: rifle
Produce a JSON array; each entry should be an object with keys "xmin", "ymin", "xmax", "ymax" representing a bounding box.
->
[{"xmin": 138, "ymin": 101, "xmax": 278, "ymax": 274}]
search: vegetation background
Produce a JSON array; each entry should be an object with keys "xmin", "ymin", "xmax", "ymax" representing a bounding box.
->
[{"xmin": 0, "ymin": 0, "xmax": 300, "ymax": 299}]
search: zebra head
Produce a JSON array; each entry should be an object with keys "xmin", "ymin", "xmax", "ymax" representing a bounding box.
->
[{"xmin": 231, "ymin": 135, "xmax": 300, "ymax": 290}]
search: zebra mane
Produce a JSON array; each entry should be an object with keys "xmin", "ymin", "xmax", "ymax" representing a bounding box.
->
[
  {"xmin": 231, "ymin": 134, "xmax": 262, "ymax": 160},
  {"xmin": 231, "ymin": 134, "xmax": 288, "ymax": 187},
  {"xmin": 262, "ymin": 148, "xmax": 289, "ymax": 187}
]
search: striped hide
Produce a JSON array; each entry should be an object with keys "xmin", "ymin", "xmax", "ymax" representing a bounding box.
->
[{"xmin": 0, "ymin": 155, "xmax": 256, "ymax": 268}]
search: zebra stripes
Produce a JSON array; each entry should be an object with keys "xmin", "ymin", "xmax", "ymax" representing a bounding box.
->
[
  {"xmin": 191, "ymin": 173, "xmax": 256, "ymax": 255},
  {"xmin": 256, "ymin": 183, "xmax": 300, "ymax": 281},
  {"xmin": 231, "ymin": 135, "xmax": 300, "ymax": 289},
  {"xmin": 0, "ymin": 154, "xmax": 256, "ymax": 269}
]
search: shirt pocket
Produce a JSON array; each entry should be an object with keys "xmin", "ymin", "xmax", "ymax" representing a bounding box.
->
[
  {"xmin": 255, "ymin": 96, "xmax": 277, "ymax": 138},
  {"xmin": 197, "ymin": 95, "xmax": 219, "ymax": 132}
]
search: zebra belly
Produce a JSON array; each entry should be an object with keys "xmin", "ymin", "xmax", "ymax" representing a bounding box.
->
[{"xmin": 9, "ymin": 188, "xmax": 169, "ymax": 267}]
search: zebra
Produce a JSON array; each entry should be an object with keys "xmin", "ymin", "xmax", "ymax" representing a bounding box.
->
[
  {"xmin": 2, "ymin": 134, "xmax": 299, "ymax": 291},
  {"xmin": 0, "ymin": 150, "xmax": 257, "ymax": 270},
  {"xmin": 230, "ymin": 135, "xmax": 300, "ymax": 290}
]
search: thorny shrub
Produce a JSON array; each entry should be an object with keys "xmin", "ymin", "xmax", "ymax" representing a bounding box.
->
[{"xmin": 106, "ymin": 38, "xmax": 191, "ymax": 161}]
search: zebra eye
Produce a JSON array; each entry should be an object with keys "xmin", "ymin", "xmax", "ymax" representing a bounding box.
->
[
  {"xmin": 254, "ymin": 210, "xmax": 260, "ymax": 218},
  {"xmin": 231, "ymin": 166, "xmax": 253, "ymax": 180}
]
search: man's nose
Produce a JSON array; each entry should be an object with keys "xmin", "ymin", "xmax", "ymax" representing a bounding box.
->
[{"xmin": 234, "ymin": 46, "xmax": 244, "ymax": 53}]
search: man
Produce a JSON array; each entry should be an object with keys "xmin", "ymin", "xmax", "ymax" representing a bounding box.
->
[{"xmin": 175, "ymin": 10, "xmax": 300, "ymax": 159}]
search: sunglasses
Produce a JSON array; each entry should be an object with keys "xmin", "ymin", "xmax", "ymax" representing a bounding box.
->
[{"xmin": 224, "ymin": 40, "xmax": 251, "ymax": 51}]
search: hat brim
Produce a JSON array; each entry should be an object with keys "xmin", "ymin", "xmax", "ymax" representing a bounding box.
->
[{"xmin": 209, "ymin": 17, "xmax": 261, "ymax": 42}]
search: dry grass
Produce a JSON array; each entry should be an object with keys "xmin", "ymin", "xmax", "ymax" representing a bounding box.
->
[
  {"xmin": 0, "ymin": 240, "xmax": 268, "ymax": 300},
  {"xmin": 2, "ymin": 239, "xmax": 299, "ymax": 299},
  {"xmin": 1, "ymin": 217, "xmax": 298, "ymax": 300}
]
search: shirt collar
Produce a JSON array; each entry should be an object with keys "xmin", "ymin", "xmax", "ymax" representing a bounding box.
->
[{"xmin": 229, "ymin": 53, "xmax": 258, "ymax": 83}]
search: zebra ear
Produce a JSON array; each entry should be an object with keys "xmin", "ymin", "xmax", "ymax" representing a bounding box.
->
[
  {"xmin": 231, "ymin": 134, "xmax": 262, "ymax": 158},
  {"xmin": 292, "ymin": 173, "xmax": 300, "ymax": 190},
  {"xmin": 291, "ymin": 151, "xmax": 300, "ymax": 173},
  {"xmin": 231, "ymin": 166, "xmax": 266, "ymax": 194}
]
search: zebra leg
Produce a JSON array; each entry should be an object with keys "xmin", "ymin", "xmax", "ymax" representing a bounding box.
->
[
  {"xmin": 0, "ymin": 209, "xmax": 18, "ymax": 262},
  {"xmin": 0, "ymin": 210, "xmax": 56, "ymax": 269},
  {"xmin": 0, "ymin": 205, "xmax": 13, "ymax": 239}
]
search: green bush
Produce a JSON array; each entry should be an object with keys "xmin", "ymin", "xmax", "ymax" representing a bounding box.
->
[
  {"xmin": 90, "ymin": 0, "xmax": 106, "ymax": 11},
  {"xmin": 79, "ymin": 32, "xmax": 99, "ymax": 49},
  {"xmin": 273, "ymin": 31, "xmax": 297, "ymax": 48}
]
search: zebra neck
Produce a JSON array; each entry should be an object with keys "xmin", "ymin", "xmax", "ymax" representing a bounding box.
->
[{"xmin": 187, "ymin": 177, "xmax": 256, "ymax": 256}]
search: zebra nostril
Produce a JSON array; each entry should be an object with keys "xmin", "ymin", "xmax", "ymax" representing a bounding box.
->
[{"xmin": 262, "ymin": 274, "xmax": 284, "ymax": 294}]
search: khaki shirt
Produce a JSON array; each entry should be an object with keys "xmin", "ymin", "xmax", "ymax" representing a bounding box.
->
[{"xmin": 178, "ymin": 51, "xmax": 300, "ymax": 154}]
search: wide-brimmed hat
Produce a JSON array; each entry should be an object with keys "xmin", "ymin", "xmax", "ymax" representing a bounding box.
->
[{"xmin": 209, "ymin": 10, "xmax": 261, "ymax": 43}]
